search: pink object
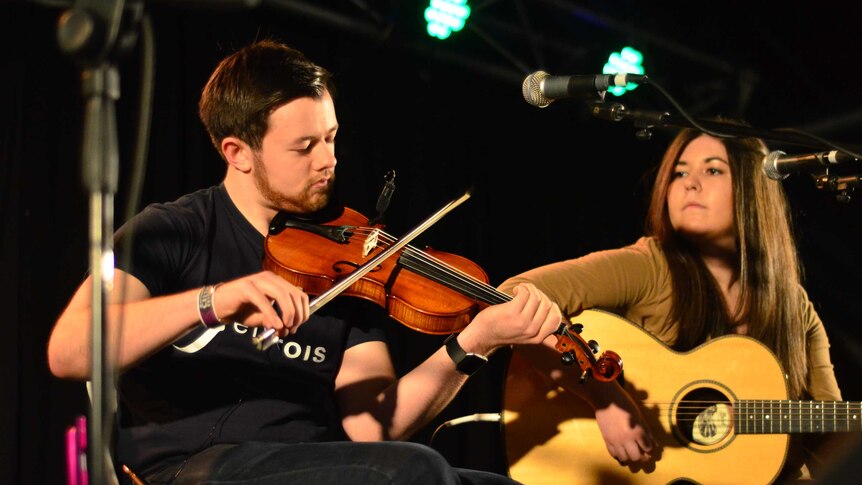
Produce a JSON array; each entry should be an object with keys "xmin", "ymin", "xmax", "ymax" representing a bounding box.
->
[{"xmin": 65, "ymin": 415, "xmax": 88, "ymax": 485}]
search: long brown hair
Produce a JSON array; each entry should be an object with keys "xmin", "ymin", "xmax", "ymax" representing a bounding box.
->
[{"xmin": 645, "ymin": 124, "xmax": 807, "ymax": 398}]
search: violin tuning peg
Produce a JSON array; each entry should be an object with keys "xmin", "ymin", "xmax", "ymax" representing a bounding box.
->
[{"xmin": 588, "ymin": 340, "xmax": 600, "ymax": 354}]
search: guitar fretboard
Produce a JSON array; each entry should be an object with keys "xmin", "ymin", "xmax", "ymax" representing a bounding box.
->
[{"xmin": 734, "ymin": 400, "xmax": 862, "ymax": 433}]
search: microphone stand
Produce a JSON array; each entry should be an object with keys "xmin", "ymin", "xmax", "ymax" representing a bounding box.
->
[
  {"xmin": 589, "ymin": 102, "xmax": 841, "ymax": 150},
  {"xmin": 592, "ymin": 101, "xmax": 862, "ymax": 203},
  {"xmin": 57, "ymin": 2, "xmax": 142, "ymax": 484},
  {"xmin": 813, "ymin": 174, "xmax": 862, "ymax": 203}
]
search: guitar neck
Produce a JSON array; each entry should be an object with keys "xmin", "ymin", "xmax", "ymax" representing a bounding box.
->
[{"xmin": 734, "ymin": 400, "xmax": 862, "ymax": 433}]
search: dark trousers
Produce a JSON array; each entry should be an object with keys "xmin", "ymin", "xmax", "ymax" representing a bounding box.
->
[{"xmin": 142, "ymin": 441, "xmax": 521, "ymax": 485}]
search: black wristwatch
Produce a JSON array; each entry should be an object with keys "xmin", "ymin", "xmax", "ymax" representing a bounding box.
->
[{"xmin": 444, "ymin": 333, "xmax": 488, "ymax": 376}]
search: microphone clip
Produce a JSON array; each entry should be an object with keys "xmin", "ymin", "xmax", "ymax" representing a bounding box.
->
[
  {"xmin": 813, "ymin": 174, "xmax": 861, "ymax": 203},
  {"xmin": 589, "ymin": 102, "xmax": 669, "ymax": 141}
]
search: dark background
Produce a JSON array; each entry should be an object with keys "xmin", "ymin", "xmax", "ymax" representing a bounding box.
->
[{"xmin": 3, "ymin": 1, "xmax": 861, "ymax": 483}]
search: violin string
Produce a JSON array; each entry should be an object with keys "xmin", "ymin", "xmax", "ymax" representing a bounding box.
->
[
  {"xmin": 402, "ymin": 246, "xmax": 507, "ymax": 304},
  {"xmin": 354, "ymin": 227, "xmax": 615, "ymax": 370},
  {"xmin": 349, "ymin": 227, "xmax": 613, "ymax": 369},
  {"xmin": 350, "ymin": 227, "xmax": 507, "ymax": 304},
  {"xmin": 345, "ymin": 227, "xmax": 619, "ymax": 373},
  {"xmin": 375, "ymin": 231, "xmax": 496, "ymax": 300}
]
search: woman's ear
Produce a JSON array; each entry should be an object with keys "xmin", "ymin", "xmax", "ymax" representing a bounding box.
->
[{"xmin": 222, "ymin": 137, "xmax": 253, "ymax": 173}]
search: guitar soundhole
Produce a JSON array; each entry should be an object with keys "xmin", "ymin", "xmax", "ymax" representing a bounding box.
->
[{"xmin": 674, "ymin": 387, "xmax": 732, "ymax": 447}]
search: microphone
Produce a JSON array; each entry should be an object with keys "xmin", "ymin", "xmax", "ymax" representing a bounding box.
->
[
  {"xmin": 522, "ymin": 71, "xmax": 646, "ymax": 108},
  {"xmin": 761, "ymin": 150, "xmax": 858, "ymax": 180}
]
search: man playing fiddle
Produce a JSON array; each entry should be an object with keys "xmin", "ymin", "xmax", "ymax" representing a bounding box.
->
[{"xmin": 47, "ymin": 39, "xmax": 561, "ymax": 485}]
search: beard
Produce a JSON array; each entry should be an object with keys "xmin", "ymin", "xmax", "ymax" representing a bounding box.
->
[{"xmin": 252, "ymin": 153, "xmax": 334, "ymax": 214}]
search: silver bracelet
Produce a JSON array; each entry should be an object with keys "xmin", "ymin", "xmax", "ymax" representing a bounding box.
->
[{"xmin": 197, "ymin": 284, "xmax": 223, "ymax": 328}]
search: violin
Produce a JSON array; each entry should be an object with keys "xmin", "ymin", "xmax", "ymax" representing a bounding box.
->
[{"xmin": 262, "ymin": 202, "xmax": 622, "ymax": 382}]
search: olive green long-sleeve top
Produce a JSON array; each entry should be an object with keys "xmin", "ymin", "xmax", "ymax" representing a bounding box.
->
[{"xmin": 498, "ymin": 236, "xmax": 841, "ymax": 402}]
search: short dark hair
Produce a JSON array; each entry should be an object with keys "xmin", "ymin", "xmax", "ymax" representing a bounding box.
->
[{"xmin": 198, "ymin": 39, "xmax": 334, "ymax": 159}]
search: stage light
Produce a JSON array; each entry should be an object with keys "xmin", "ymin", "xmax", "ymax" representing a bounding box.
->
[
  {"xmin": 425, "ymin": 0, "xmax": 471, "ymax": 40},
  {"xmin": 603, "ymin": 46, "xmax": 645, "ymax": 96}
]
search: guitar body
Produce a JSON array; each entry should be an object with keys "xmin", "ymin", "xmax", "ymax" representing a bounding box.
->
[{"xmin": 502, "ymin": 309, "xmax": 790, "ymax": 485}]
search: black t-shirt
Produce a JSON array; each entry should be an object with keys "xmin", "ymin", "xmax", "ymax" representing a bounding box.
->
[{"xmin": 113, "ymin": 184, "xmax": 387, "ymax": 474}]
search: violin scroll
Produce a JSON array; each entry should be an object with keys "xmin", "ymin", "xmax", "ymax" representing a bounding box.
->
[{"xmin": 553, "ymin": 321, "xmax": 623, "ymax": 383}]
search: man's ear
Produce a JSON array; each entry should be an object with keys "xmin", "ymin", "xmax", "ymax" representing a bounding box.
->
[{"xmin": 222, "ymin": 137, "xmax": 254, "ymax": 173}]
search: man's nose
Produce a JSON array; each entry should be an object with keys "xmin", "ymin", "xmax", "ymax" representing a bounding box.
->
[{"xmin": 316, "ymin": 144, "xmax": 337, "ymax": 170}]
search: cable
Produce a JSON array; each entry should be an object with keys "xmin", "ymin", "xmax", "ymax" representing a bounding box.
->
[
  {"xmin": 639, "ymin": 76, "xmax": 734, "ymax": 139},
  {"xmin": 429, "ymin": 412, "xmax": 502, "ymax": 447}
]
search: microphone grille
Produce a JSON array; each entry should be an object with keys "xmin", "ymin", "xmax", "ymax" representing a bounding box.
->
[
  {"xmin": 762, "ymin": 150, "xmax": 789, "ymax": 181},
  {"xmin": 522, "ymin": 71, "xmax": 550, "ymax": 108}
]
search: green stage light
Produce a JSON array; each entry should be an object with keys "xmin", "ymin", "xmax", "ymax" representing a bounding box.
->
[
  {"xmin": 603, "ymin": 47, "xmax": 645, "ymax": 96},
  {"xmin": 425, "ymin": 0, "xmax": 471, "ymax": 40}
]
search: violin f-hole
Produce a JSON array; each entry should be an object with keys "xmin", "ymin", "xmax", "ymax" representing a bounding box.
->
[{"xmin": 332, "ymin": 260, "xmax": 383, "ymax": 275}]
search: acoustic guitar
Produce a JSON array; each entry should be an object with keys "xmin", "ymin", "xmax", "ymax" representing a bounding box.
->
[{"xmin": 502, "ymin": 309, "xmax": 860, "ymax": 485}]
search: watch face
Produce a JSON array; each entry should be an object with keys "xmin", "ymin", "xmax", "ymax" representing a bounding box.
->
[{"xmin": 446, "ymin": 334, "xmax": 487, "ymax": 376}]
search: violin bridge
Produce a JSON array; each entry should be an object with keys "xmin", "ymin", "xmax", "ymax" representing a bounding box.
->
[{"xmin": 362, "ymin": 229, "xmax": 380, "ymax": 258}]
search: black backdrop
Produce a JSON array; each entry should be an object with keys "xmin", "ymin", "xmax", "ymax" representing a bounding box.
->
[{"xmin": 3, "ymin": 2, "xmax": 861, "ymax": 483}]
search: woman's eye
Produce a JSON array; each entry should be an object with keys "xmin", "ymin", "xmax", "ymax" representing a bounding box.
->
[{"xmin": 672, "ymin": 171, "xmax": 686, "ymax": 179}]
